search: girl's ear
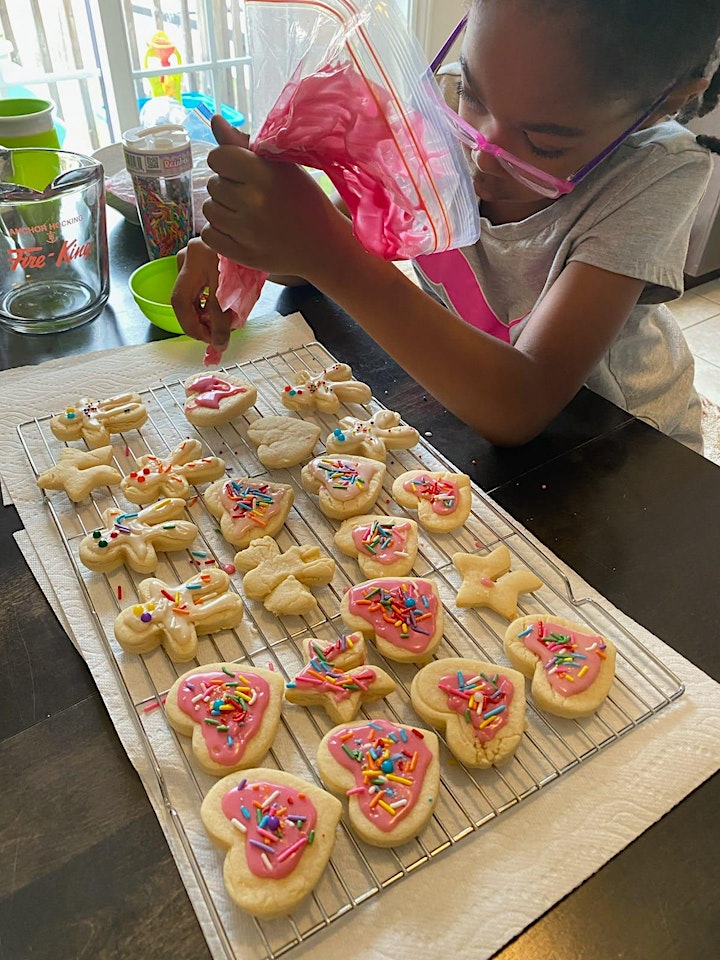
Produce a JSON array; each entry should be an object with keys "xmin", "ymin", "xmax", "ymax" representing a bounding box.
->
[{"xmin": 653, "ymin": 77, "xmax": 710, "ymax": 122}]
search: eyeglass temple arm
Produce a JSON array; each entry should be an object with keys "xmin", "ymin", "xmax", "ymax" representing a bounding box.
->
[{"xmin": 429, "ymin": 13, "xmax": 469, "ymax": 73}]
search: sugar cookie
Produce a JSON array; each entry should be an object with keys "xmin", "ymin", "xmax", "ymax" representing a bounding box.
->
[
  {"xmin": 183, "ymin": 372, "xmax": 257, "ymax": 426},
  {"xmin": 51, "ymin": 392, "xmax": 147, "ymax": 448},
  {"xmin": 234, "ymin": 536, "xmax": 336, "ymax": 616},
  {"xmin": 36, "ymin": 445, "xmax": 121, "ymax": 502},
  {"xmin": 301, "ymin": 455, "xmax": 386, "ymax": 519},
  {"xmin": 79, "ymin": 498, "xmax": 198, "ymax": 574},
  {"xmin": 301, "ymin": 632, "xmax": 367, "ymax": 671},
  {"xmin": 325, "ymin": 410, "xmax": 419, "ymax": 461},
  {"xmin": 204, "ymin": 478, "xmax": 294, "ymax": 548},
  {"xmin": 504, "ymin": 615, "xmax": 617, "ymax": 718},
  {"xmin": 246, "ymin": 415, "xmax": 321, "ymax": 469},
  {"xmin": 392, "ymin": 469, "xmax": 472, "ymax": 533},
  {"xmin": 334, "ymin": 514, "xmax": 418, "ymax": 578},
  {"xmin": 121, "ymin": 438, "xmax": 225, "ymax": 505},
  {"xmin": 166, "ymin": 663, "xmax": 284, "ymax": 775},
  {"xmin": 452, "ymin": 545, "xmax": 544, "ymax": 619},
  {"xmin": 113, "ymin": 569, "xmax": 244, "ymax": 661},
  {"xmin": 317, "ymin": 719, "xmax": 439, "ymax": 847},
  {"xmin": 410, "ymin": 658, "xmax": 527, "ymax": 767},
  {"xmin": 340, "ymin": 577, "xmax": 444, "ymax": 662},
  {"xmin": 281, "ymin": 363, "xmax": 372, "ymax": 414},
  {"xmin": 201, "ymin": 769, "xmax": 342, "ymax": 918}
]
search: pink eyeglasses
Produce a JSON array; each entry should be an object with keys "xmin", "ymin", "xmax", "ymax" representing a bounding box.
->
[{"xmin": 432, "ymin": 13, "xmax": 671, "ymax": 199}]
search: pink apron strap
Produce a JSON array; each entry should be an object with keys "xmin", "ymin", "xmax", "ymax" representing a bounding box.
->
[{"xmin": 415, "ymin": 248, "xmax": 524, "ymax": 344}]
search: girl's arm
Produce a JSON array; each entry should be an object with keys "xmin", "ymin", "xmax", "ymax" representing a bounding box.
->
[{"xmin": 195, "ymin": 120, "xmax": 645, "ymax": 445}]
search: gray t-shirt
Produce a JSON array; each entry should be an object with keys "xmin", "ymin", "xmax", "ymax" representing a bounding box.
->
[{"xmin": 416, "ymin": 68, "xmax": 712, "ymax": 451}]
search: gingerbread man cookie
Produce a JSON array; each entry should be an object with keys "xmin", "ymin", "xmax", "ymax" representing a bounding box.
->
[
  {"xmin": 410, "ymin": 658, "xmax": 527, "ymax": 768},
  {"xmin": 301, "ymin": 455, "xmax": 386, "ymax": 519},
  {"xmin": 36, "ymin": 445, "xmax": 121, "ymax": 502},
  {"xmin": 334, "ymin": 514, "xmax": 418, "ymax": 578},
  {"xmin": 166, "ymin": 663, "xmax": 284, "ymax": 775},
  {"xmin": 504, "ymin": 615, "xmax": 617, "ymax": 718},
  {"xmin": 324, "ymin": 410, "xmax": 419, "ymax": 461},
  {"xmin": 201, "ymin": 769, "xmax": 342, "ymax": 918},
  {"xmin": 452, "ymin": 545, "xmax": 544, "ymax": 619},
  {"xmin": 340, "ymin": 577, "xmax": 444, "ymax": 663},
  {"xmin": 281, "ymin": 363, "xmax": 372, "ymax": 414},
  {"xmin": 234, "ymin": 536, "xmax": 336, "ymax": 616},
  {"xmin": 246, "ymin": 416, "xmax": 321, "ymax": 469},
  {"xmin": 204, "ymin": 478, "xmax": 294, "ymax": 548},
  {"xmin": 392, "ymin": 470, "xmax": 472, "ymax": 533},
  {"xmin": 285, "ymin": 638, "xmax": 395, "ymax": 723},
  {"xmin": 79, "ymin": 498, "xmax": 198, "ymax": 574},
  {"xmin": 121, "ymin": 438, "xmax": 225, "ymax": 505},
  {"xmin": 51, "ymin": 392, "xmax": 147, "ymax": 448},
  {"xmin": 183, "ymin": 372, "xmax": 257, "ymax": 427},
  {"xmin": 113, "ymin": 569, "xmax": 244, "ymax": 661},
  {"xmin": 317, "ymin": 719, "xmax": 440, "ymax": 847}
]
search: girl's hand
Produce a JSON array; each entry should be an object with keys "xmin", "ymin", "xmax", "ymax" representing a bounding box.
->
[
  {"xmin": 171, "ymin": 237, "xmax": 236, "ymax": 350},
  {"xmin": 201, "ymin": 116, "xmax": 354, "ymax": 280}
]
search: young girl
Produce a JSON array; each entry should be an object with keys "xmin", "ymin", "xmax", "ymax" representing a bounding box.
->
[{"xmin": 171, "ymin": 0, "xmax": 720, "ymax": 451}]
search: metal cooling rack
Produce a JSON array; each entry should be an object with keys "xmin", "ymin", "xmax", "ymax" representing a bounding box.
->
[{"xmin": 17, "ymin": 341, "xmax": 684, "ymax": 960}]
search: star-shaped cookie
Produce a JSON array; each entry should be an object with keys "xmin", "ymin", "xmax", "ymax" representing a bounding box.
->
[
  {"xmin": 285, "ymin": 652, "xmax": 395, "ymax": 723},
  {"xmin": 36, "ymin": 445, "xmax": 121, "ymax": 502},
  {"xmin": 452, "ymin": 545, "xmax": 543, "ymax": 619}
]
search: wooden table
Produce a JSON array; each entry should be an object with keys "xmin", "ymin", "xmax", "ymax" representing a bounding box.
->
[{"xmin": 1, "ymin": 212, "xmax": 718, "ymax": 959}]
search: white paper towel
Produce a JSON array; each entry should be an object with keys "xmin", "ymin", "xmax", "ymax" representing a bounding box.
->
[{"xmin": 1, "ymin": 318, "xmax": 718, "ymax": 960}]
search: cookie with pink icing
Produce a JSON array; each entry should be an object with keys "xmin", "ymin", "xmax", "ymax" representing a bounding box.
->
[
  {"xmin": 280, "ymin": 362, "xmax": 372, "ymax": 414},
  {"xmin": 504, "ymin": 615, "xmax": 617, "ymax": 718},
  {"xmin": 392, "ymin": 469, "xmax": 472, "ymax": 533},
  {"xmin": 301, "ymin": 632, "xmax": 367, "ymax": 671},
  {"xmin": 316, "ymin": 718, "xmax": 439, "ymax": 847},
  {"xmin": 121, "ymin": 438, "xmax": 225, "ymax": 505},
  {"xmin": 165, "ymin": 662, "xmax": 284, "ymax": 775},
  {"xmin": 334, "ymin": 513, "xmax": 418, "ymax": 578},
  {"xmin": 201, "ymin": 768, "xmax": 342, "ymax": 918},
  {"xmin": 410, "ymin": 658, "xmax": 527, "ymax": 767},
  {"xmin": 340, "ymin": 577, "xmax": 444, "ymax": 663},
  {"xmin": 300, "ymin": 455, "xmax": 386, "ymax": 519},
  {"xmin": 113, "ymin": 569, "xmax": 244, "ymax": 662},
  {"xmin": 204, "ymin": 477, "xmax": 294, "ymax": 547},
  {"xmin": 183, "ymin": 371, "xmax": 257, "ymax": 426}
]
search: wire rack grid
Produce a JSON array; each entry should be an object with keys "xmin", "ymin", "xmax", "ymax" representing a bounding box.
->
[{"xmin": 17, "ymin": 341, "xmax": 684, "ymax": 960}]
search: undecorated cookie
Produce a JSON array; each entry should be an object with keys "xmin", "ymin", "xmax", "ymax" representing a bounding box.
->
[
  {"xmin": 201, "ymin": 769, "xmax": 342, "ymax": 918},
  {"xmin": 165, "ymin": 663, "xmax": 284, "ymax": 775},
  {"xmin": 246, "ymin": 415, "xmax": 321, "ymax": 469},
  {"xmin": 504, "ymin": 615, "xmax": 617, "ymax": 718},
  {"xmin": 317, "ymin": 718, "xmax": 439, "ymax": 847},
  {"xmin": 410, "ymin": 658, "xmax": 527, "ymax": 767},
  {"xmin": 234, "ymin": 536, "xmax": 336, "ymax": 616},
  {"xmin": 36, "ymin": 444, "xmax": 121, "ymax": 502}
]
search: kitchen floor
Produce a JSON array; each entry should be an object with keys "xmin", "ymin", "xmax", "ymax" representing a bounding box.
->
[{"xmin": 671, "ymin": 278, "xmax": 720, "ymax": 405}]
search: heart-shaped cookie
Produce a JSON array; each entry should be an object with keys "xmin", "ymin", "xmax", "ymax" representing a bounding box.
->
[
  {"xmin": 301, "ymin": 455, "xmax": 386, "ymax": 519},
  {"xmin": 247, "ymin": 415, "xmax": 321, "ymax": 468},
  {"xmin": 204, "ymin": 478, "xmax": 294, "ymax": 547},
  {"xmin": 334, "ymin": 514, "xmax": 418, "ymax": 577},
  {"xmin": 392, "ymin": 469, "xmax": 472, "ymax": 533}
]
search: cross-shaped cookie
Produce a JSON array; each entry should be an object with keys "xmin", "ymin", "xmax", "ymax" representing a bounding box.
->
[
  {"xmin": 36, "ymin": 445, "xmax": 121, "ymax": 502},
  {"xmin": 51, "ymin": 392, "xmax": 147, "ymax": 448},
  {"xmin": 121, "ymin": 438, "xmax": 225, "ymax": 504},
  {"xmin": 452, "ymin": 545, "xmax": 544, "ymax": 619},
  {"xmin": 234, "ymin": 535, "xmax": 336, "ymax": 616},
  {"xmin": 324, "ymin": 410, "xmax": 419, "ymax": 461},
  {"xmin": 281, "ymin": 362, "xmax": 372, "ymax": 413}
]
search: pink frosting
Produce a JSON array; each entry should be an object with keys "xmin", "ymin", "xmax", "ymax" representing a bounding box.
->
[
  {"xmin": 403, "ymin": 474, "xmax": 459, "ymax": 515},
  {"xmin": 219, "ymin": 480, "xmax": 285, "ymax": 536},
  {"xmin": 176, "ymin": 669, "xmax": 270, "ymax": 765},
  {"xmin": 310, "ymin": 457, "xmax": 378, "ymax": 502},
  {"xmin": 221, "ymin": 780, "xmax": 317, "ymax": 878},
  {"xmin": 438, "ymin": 671, "xmax": 514, "ymax": 743},
  {"xmin": 326, "ymin": 720, "xmax": 432, "ymax": 832},
  {"xmin": 288, "ymin": 665, "xmax": 377, "ymax": 702},
  {"xmin": 520, "ymin": 620, "xmax": 606, "ymax": 697},
  {"xmin": 351, "ymin": 520, "xmax": 410, "ymax": 564},
  {"xmin": 186, "ymin": 374, "xmax": 248, "ymax": 409},
  {"xmin": 347, "ymin": 578, "xmax": 438, "ymax": 654}
]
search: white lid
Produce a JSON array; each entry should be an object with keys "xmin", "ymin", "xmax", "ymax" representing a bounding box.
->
[{"xmin": 121, "ymin": 123, "xmax": 189, "ymax": 155}]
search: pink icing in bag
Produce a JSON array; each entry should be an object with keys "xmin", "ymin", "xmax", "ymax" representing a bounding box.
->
[{"xmin": 214, "ymin": 0, "xmax": 479, "ymax": 355}]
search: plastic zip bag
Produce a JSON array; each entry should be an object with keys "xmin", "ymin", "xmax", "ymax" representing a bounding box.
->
[{"xmin": 214, "ymin": 0, "xmax": 479, "ymax": 356}]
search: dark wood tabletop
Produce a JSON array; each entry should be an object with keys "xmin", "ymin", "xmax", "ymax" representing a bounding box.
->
[{"xmin": 1, "ymin": 211, "xmax": 718, "ymax": 960}]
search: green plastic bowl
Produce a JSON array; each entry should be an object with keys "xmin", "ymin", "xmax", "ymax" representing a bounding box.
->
[{"xmin": 128, "ymin": 255, "xmax": 183, "ymax": 333}]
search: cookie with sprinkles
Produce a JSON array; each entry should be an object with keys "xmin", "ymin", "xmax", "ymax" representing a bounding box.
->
[
  {"xmin": 411, "ymin": 658, "xmax": 527, "ymax": 767},
  {"xmin": 280, "ymin": 362, "xmax": 372, "ymax": 414},
  {"xmin": 183, "ymin": 372, "xmax": 257, "ymax": 427},
  {"xmin": 50, "ymin": 392, "xmax": 147, "ymax": 448},
  {"xmin": 204, "ymin": 477, "xmax": 294, "ymax": 548},
  {"xmin": 504, "ymin": 615, "xmax": 617, "ymax": 718},
  {"xmin": 300, "ymin": 455, "xmax": 386, "ymax": 519},
  {"xmin": 391, "ymin": 469, "xmax": 472, "ymax": 533},
  {"xmin": 165, "ymin": 663, "xmax": 284, "ymax": 775},
  {"xmin": 340, "ymin": 577, "xmax": 444, "ymax": 663},
  {"xmin": 300, "ymin": 632, "xmax": 367, "ymax": 671},
  {"xmin": 121, "ymin": 438, "xmax": 225, "ymax": 505},
  {"xmin": 317, "ymin": 719, "xmax": 440, "ymax": 847},
  {"xmin": 201, "ymin": 768, "xmax": 342, "ymax": 918},
  {"xmin": 334, "ymin": 513, "xmax": 418, "ymax": 578}
]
